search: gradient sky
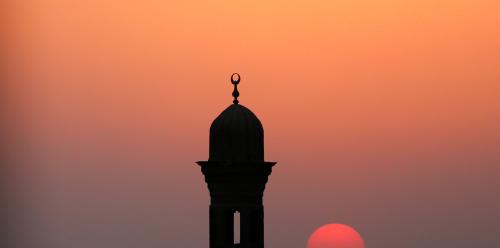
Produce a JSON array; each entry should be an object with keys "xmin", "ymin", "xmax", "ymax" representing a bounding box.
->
[{"xmin": 3, "ymin": 1, "xmax": 500, "ymax": 247}]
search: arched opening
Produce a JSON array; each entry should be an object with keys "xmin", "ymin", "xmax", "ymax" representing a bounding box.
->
[{"xmin": 234, "ymin": 211, "xmax": 240, "ymax": 245}]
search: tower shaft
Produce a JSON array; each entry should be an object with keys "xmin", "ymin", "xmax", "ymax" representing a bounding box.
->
[{"xmin": 197, "ymin": 162, "xmax": 274, "ymax": 248}]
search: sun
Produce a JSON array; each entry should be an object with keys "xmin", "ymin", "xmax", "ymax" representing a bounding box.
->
[{"xmin": 307, "ymin": 223, "xmax": 365, "ymax": 248}]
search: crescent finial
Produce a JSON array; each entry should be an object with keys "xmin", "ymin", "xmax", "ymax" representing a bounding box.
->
[{"xmin": 231, "ymin": 73, "xmax": 240, "ymax": 104}]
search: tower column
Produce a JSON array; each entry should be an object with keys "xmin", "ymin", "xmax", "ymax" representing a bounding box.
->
[
  {"xmin": 240, "ymin": 205, "xmax": 264, "ymax": 248},
  {"xmin": 210, "ymin": 205, "xmax": 234, "ymax": 248}
]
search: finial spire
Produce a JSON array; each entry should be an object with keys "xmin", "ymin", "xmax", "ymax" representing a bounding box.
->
[{"xmin": 231, "ymin": 73, "xmax": 241, "ymax": 104}]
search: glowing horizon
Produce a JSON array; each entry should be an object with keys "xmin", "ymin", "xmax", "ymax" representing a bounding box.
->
[{"xmin": 3, "ymin": 1, "xmax": 500, "ymax": 247}]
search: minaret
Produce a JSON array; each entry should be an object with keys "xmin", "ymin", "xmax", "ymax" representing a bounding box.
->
[{"xmin": 197, "ymin": 73, "xmax": 276, "ymax": 248}]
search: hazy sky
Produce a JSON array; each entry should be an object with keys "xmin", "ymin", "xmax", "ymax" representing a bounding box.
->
[{"xmin": 3, "ymin": 1, "xmax": 500, "ymax": 247}]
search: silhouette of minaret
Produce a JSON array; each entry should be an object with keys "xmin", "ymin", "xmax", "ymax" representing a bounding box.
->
[{"xmin": 197, "ymin": 73, "xmax": 276, "ymax": 248}]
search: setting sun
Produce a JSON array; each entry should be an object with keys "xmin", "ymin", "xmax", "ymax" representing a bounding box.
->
[{"xmin": 307, "ymin": 224, "xmax": 365, "ymax": 248}]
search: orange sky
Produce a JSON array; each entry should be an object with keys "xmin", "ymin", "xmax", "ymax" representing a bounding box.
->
[{"xmin": 3, "ymin": 1, "xmax": 500, "ymax": 247}]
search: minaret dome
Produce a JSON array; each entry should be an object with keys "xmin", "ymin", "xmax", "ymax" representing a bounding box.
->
[{"xmin": 209, "ymin": 104, "xmax": 264, "ymax": 162}]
